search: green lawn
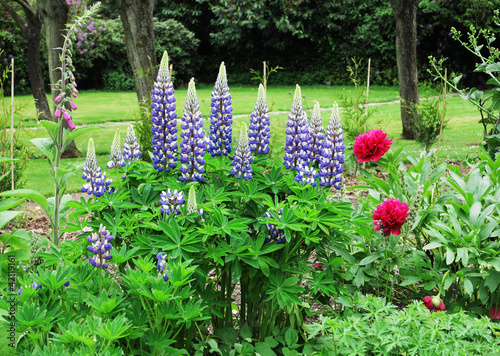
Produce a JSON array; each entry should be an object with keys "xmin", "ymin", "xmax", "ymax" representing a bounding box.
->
[{"xmin": 5, "ymin": 85, "xmax": 486, "ymax": 196}]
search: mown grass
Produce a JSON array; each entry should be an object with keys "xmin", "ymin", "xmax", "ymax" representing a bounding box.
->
[{"xmin": 7, "ymin": 85, "xmax": 485, "ymax": 196}]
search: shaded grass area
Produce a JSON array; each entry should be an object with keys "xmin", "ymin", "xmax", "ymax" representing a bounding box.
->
[{"xmin": 10, "ymin": 86, "xmax": 484, "ymax": 196}]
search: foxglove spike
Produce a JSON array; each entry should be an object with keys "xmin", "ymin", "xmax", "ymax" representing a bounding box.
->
[
  {"xmin": 87, "ymin": 224, "xmax": 113, "ymax": 269},
  {"xmin": 207, "ymin": 62, "xmax": 233, "ymax": 157},
  {"xmin": 231, "ymin": 123, "xmax": 253, "ymax": 180},
  {"xmin": 309, "ymin": 101, "xmax": 325, "ymax": 165},
  {"xmin": 107, "ymin": 129, "xmax": 126, "ymax": 169},
  {"xmin": 249, "ymin": 84, "xmax": 271, "ymax": 154},
  {"xmin": 123, "ymin": 124, "xmax": 142, "ymax": 162},
  {"xmin": 179, "ymin": 78, "xmax": 206, "ymax": 182},
  {"xmin": 160, "ymin": 188, "xmax": 185, "ymax": 217},
  {"xmin": 283, "ymin": 84, "xmax": 310, "ymax": 171},
  {"xmin": 81, "ymin": 138, "xmax": 113, "ymax": 197},
  {"xmin": 187, "ymin": 185, "xmax": 203, "ymax": 216},
  {"xmin": 151, "ymin": 51, "xmax": 178, "ymax": 173},
  {"xmin": 318, "ymin": 102, "xmax": 345, "ymax": 189}
]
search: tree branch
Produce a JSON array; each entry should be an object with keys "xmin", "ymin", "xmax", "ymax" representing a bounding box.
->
[{"xmin": 0, "ymin": 0, "xmax": 27, "ymax": 33}]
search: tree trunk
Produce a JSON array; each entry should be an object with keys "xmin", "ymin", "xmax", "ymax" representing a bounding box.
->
[
  {"xmin": 39, "ymin": 0, "xmax": 82, "ymax": 157},
  {"xmin": 26, "ymin": 8, "xmax": 52, "ymax": 120},
  {"xmin": 116, "ymin": 0, "xmax": 157, "ymax": 102},
  {"xmin": 1, "ymin": 0, "xmax": 52, "ymax": 120},
  {"xmin": 39, "ymin": 0, "xmax": 68, "ymax": 104},
  {"xmin": 389, "ymin": 0, "xmax": 421, "ymax": 140}
]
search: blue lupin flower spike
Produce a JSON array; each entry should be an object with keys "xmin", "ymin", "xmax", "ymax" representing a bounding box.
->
[
  {"xmin": 151, "ymin": 51, "xmax": 178, "ymax": 173},
  {"xmin": 123, "ymin": 124, "xmax": 142, "ymax": 162},
  {"xmin": 283, "ymin": 84, "xmax": 310, "ymax": 171},
  {"xmin": 207, "ymin": 62, "xmax": 233, "ymax": 157},
  {"xmin": 156, "ymin": 252, "xmax": 172, "ymax": 282},
  {"xmin": 231, "ymin": 123, "xmax": 253, "ymax": 180},
  {"xmin": 107, "ymin": 129, "xmax": 126, "ymax": 169},
  {"xmin": 263, "ymin": 209, "xmax": 286, "ymax": 244},
  {"xmin": 179, "ymin": 78, "xmax": 206, "ymax": 182},
  {"xmin": 249, "ymin": 83, "xmax": 270, "ymax": 154},
  {"xmin": 295, "ymin": 165, "xmax": 319, "ymax": 187},
  {"xmin": 87, "ymin": 224, "xmax": 113, "ymax": 269},
  {"xmin": 81, "ymin": 138, "xmax": 113, "ymax": 197},
  {"xmin": 18, "ymin": 282, "xmax": 42, "ymax": 295},
  {"xmin": 318, "ymin": 102, "xmax": 345, "ymax": 189},
  {"xmin": 309, "ymin": 101, "xmax": 325, "ymax": 165},
  {"xmin": 160, "ymin": 188, "xmax": 185, "ymax": 217}
]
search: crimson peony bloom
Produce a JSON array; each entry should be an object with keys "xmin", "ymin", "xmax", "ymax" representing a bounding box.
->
[
  {"xmin": 423, "ymin": 296, "xmax": 445, "ymax": 312},
  {"xmin": 373, "ymin": 198, "xmax": 409, "ymax": 236},
  {"xmin": 491, "ymin": 306, "xmax": 500, "ymax": 319},
  {"xmin": 353, "ymin": 129, "xmax": 392, "ymax": 163}
]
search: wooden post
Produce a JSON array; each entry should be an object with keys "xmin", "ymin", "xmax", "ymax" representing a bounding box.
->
[
  {"xmin": 363, "ymin": 58, "xmax": 371, "ymax": 170},
  {"xmin": 10, "ymin": 58, "xmax": 14, "ymax": 190},
  {"xmin": 263, "ymin": 61, "xmax": 267, "ymax": 91},
  {"xmin": 365, "ymin": 58, "xmax": 371, "ymax": 129},
  {"xmin": 437, "ymin": 68, "xmax": 447, "ymax": 153}
]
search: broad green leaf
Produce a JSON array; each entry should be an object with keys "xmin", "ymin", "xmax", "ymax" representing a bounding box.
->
[
  {"xmin": 0, "ymin": 189, "xmax": 48, "ymax": 212},
  {"xmin": 0, "ymin": 211, "xmax": 23, "ymax": 229},
  {"xmin": 30, "ymin": 138, "xmax": 55, "ymax": 160},
  {"xmin": 463, "ymin": 278, "xmax": 474, "ymax": 296},
  {"xmin": 359, "ymin": 254, "xmax": 379, "ymax": 266},
  {"xmin": 485, "ymin": 270, "xmax": 500, "ymax": 293}
]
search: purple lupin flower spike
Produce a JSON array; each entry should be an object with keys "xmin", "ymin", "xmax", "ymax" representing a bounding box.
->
[
  {"xmin": 81, "ymin": 138, "xmax": 113, "ymax": 197},
  {"xmin": 160, "ymin": 188, "xmax": 185, "ymax": 217},
  {"xmin": 179, "ymin": 78, "xmax": 206, "ymax": 182},
  {"xmin": 156, "ymin": 252, "xmax": 172, "ymax": 282},
  {"xmin": 249, "ymin": 83, "xmax": 270, "ymax": 154},
  {"xmin": 295, "ymin": 165, "xmax": 319, "ymax": 187},
  {"xmin": 123, "ymin": 124, "xmax": 142, "ymax": 163},
  {"xmin": 87, "ymin": 224, "xmax": 114, "ymax": 269},
  {"xmin": 207, "ymin": 62, "xmax": 233, "ymax": 157},
  {"xmin": 283, "ymin": 84, "xmax": 310, "ymax": 171},
  {"xmin": 309, "ymin": 101, "xmax": 325, "ymax": 165},
  {"xmin": 107, "ymin": 129, "xmax": 126, "ymax": 169},
  {"xmin": 231, "ymin": 123, "xmax": 253, "ymax": 180},
  {"xmin": 318, "ymin": 102, "xmax": 345, "ymax": 189},
  {"xmin": 151, "ymin": 51, "xmax": 178, "ymax": 173},
  {"xmin": 264, "ymin": 209, "xmax": 286, "ymax": 244}
]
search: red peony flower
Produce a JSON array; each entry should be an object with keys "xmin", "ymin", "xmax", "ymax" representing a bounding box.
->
[
  {"xmin": 491, "ymin": 306, "xmax": 500, "ymax": 319},
  {"xmin": 93, "ymin": 51, "xmax": 97, "ymax": 55},
  {"xmin": 353, "ymin": 129, "xmax": 392, "ymax": 163},
  {"xmin": 373, "ymin": 198, "xmax": 409, "ymax": 236},
  {"xmin": 423, "ymin": 296, "xmax": 445, "ymax": 312}
]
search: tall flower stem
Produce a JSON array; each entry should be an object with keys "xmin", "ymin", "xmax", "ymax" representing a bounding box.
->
[{"xmin": 51, "ymin": 3, "xmax": 100, "ymax": 246}]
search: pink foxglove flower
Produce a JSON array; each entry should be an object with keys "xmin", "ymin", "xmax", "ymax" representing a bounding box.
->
[
  {"xmin": 70, "ymin": 101, "xmax": 77, "ymax": 110},
  {"xmin": 54, "ymin": 107, "xmax": 61, "ymax": 119},
  {"xmin": 55, "ymin": 94, "xmax": 63, "ymax": 103}
]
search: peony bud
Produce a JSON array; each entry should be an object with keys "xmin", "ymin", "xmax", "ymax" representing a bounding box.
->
[{"xmin": 54, "ymin": 107, "xmax": 61, "ymax": 119}]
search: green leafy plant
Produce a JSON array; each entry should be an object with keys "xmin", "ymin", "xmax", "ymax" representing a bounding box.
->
[{"xmin": 338, "ymin": 58, "xmax": 376, "ymax": 138}]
